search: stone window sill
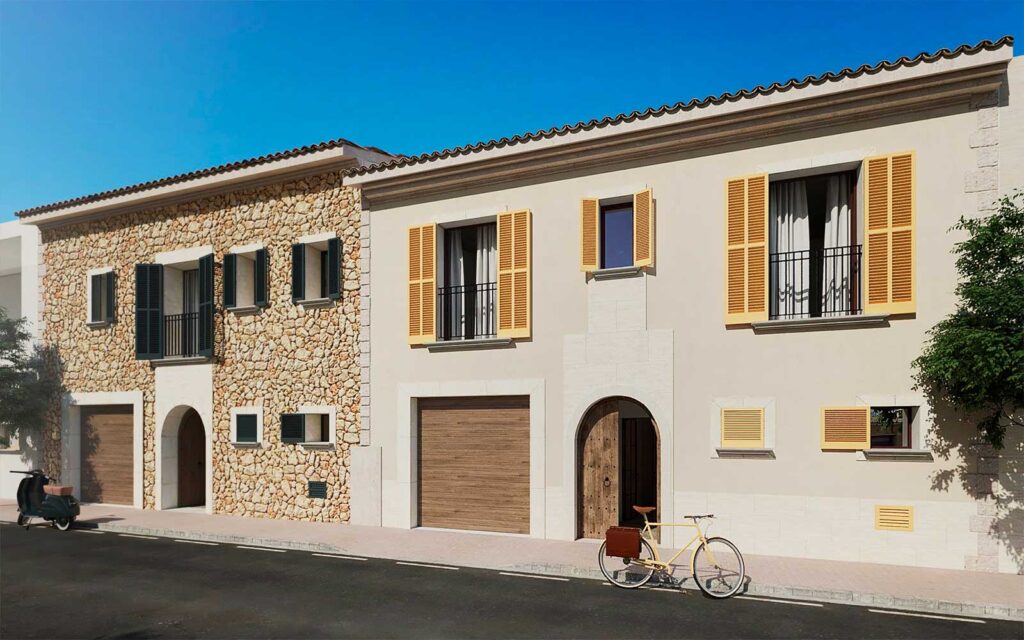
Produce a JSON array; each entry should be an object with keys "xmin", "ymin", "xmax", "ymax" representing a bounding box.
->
[
  {"xmin": 300, "ymin": 442, "xmax": 336, "ymax": 451},
  {"xmin": 296, "ymin": 297, "xmax": 335, "ymax": 309},
  {"xmin": 150, "ymin": 356, "xmax": 212, "ymax": 367},
  {"xmin": 715, "ymin": 448, "xmax": 776, "ymax": 459},
  {"xmin": 227, "ymin": 305, "xmax": 263, "ymax": 316},
  {"xmin": 86, "ymin": 320, "xmax": 112, "ymax": 329},
  {"xmin": 751, "ymin": 314, "xmax": 890, "ymax": 333},
  {"xmin": 590, "ymin": 265, "xmax": 644, "ymax": 281},
  {"xmin": 860, "ymin": 449, "xmax": 934, "ymax": 461},
  {"xmin": 426, "ymin": 337, "xmax": 513, "ymax": 352},
  {"xmin": 231, "ymin": 442, "xmax": 262, "ymax": 448}
]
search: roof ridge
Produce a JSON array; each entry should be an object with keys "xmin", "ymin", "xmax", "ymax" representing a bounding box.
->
[{"xmin": 348, "ymin": 35, "xmax": 1014, "ymax": 177}]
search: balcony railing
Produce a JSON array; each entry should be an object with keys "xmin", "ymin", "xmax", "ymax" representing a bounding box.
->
[
  {"xmin": 437, "ymin": 282, "xmax": 497, "ymax": 341},
  {"xmin": 769, "ymin": 245, "xmax": 862, "ymax": 320},
  {"xmin": 164, "ymin": 312, "xmax": 200, "ymax": 358}
]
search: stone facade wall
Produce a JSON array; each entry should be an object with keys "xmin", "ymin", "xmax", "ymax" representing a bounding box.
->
[{"xmin": 40, "ymin": 171, "xmax": 361, "ymax": 522}]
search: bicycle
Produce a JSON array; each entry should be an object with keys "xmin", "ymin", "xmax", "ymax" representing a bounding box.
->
[{"xmin": 598, "ymin": 506, "xmax": 745, "ymax": 598}]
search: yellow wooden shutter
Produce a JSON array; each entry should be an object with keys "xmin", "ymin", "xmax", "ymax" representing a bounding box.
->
[
  {"xmin": 407, "ymin": 224, "xmax": 436, "ymax": 345},
  {"xmin": 864, "ymin": 152, "xmax": 915, "ymax": 315},
  {"xmin": 633, "ymin": 188, "xmax": 654, "ymax": 268},
  {"xmin": 820, "ymin": 407, "xmax": 870, "ymax": 450},
  {"xmin": 720, "ymin": 408, "xmax": 765, "ymax": 448},
  {"xmin": 724, "ymin": 174, "xmax": 768, "ymax": 325},
  {"xmin": 498, "ymin": 209, "xmax": 531, "ymax": 338},
  {"xmin": 580, "ymin": 198, "xmax": 599, "ymax": 272}
]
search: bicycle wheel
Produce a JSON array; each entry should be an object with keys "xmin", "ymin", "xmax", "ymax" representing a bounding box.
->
[
  {"xmin": 598, "ymin": 538, "xmax": 657, "ymax": 589},
  {"xmin": 692, "ymin": 536, "xmax": 745, "ymax": 598}
]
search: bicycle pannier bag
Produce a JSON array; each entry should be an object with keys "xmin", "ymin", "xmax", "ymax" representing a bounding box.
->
[{"xmin": 605, "ymin": 526, "xmax": 641, "ymax": 558}]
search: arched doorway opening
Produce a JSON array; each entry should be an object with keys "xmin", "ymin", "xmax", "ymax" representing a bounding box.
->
[
  {"xmin": 159, "ymin": 405, "xmax": 207, "ymax": 510},
  {"xmin": 576, "ymin": 397, "xmax": 658, "ymax": 539}
]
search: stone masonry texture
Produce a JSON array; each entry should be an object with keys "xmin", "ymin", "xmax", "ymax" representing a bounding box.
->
[{"xmin": 40, "ymin": 171, "xmax": 361, "ymax": 522}]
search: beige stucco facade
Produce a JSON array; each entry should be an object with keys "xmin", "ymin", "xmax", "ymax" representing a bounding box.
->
[{"xmin": 353, "ymin": 48, "xmax": 1023, "ymax": 572}]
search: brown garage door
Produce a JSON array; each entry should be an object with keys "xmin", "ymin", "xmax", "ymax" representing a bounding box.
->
[
  {"xmin": 418, "ymin": 396, "xmax": 529, "ymax": 534},
  {"xmin": 81, "ymin": 405, "xmax": 134, "ymax": 505}
]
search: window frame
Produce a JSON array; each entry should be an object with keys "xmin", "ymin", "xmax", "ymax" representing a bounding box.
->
[
  {"xmin": 86, "ymin": 267, "xmax": 115, "ymax": 326},
  {"xmin": 436, "ymin": 218, "xmax": 499, "ymax": 342},
  {"xmin": 280, "ymin": 405, "xmax": 336, "ymax": 448},
  {"xmin": 292, "ymin": 232, "xmax": 340, "ymax": 305},
  {"xmin": 598, "ymin": 200, "xmax": 635, "ymax": 270},
  {"xmin": 869, "ymin": 406, "xmax": 913, "ymax": 450},
  {"xmin": 225, "ymin": 243, "xmax": 267, "ymax": 312},
  {"xmin": 230, "ymin": 406, "xmax": 263, "ymax": 446}
]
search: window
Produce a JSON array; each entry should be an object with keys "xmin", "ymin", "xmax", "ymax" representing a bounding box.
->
[
  {"xmin": 601, "ymin": 203, "xmax": 634, "ymax": 269},
  {"xmin": 230, "ymin": 408, "xmax": 262, "ymax": 445},
  {"xmin": 223, "ymin": 246, "xmax": 268, "ymax": 310},
  {"xmin": 870, "ymin": 407, "xmax": 913, "ymax": 449},
  {"xmin": 768, "ymin": 170, "xmax": 861, "ymax": 320},
  {"xmin": 135, "ymin": 253, "xmax": 214, "ymax": 361},
  {"xmin": 438, "ymin": 222, "xmax": 497, "ymax": 341},
  {"xmin": 292, "ymin": 236, "xmax": 340, "ymax": 303},
  {"xmin": 280, "ymin": 407, "xmax": 334, "ymax": 445},
  {"xmin": 88, "ymin": 270, "xmax": 115, "ymax": 325}
]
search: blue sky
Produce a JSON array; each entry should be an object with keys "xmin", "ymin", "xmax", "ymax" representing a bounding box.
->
[{"xmin": 1, "ymin": 1, "xmax": 1020, "ymax": 221}]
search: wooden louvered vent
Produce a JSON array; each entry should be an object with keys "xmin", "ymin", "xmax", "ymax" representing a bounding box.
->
[
  {"xmin": 720, "ymin": 408, "xmax": 765, "ymax": 448},
  {"xmin": 875, "ymin": 505, "xmax": 914, "ymax": 531},
  {"xmin": 821, "ymin": 407, "xmax": 870, "ymax": 450}
]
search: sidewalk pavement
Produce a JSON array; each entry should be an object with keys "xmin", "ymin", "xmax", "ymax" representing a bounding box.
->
[{"xmin": 2, "ymin": 501, "xmax": 1021, "ymax": 621}]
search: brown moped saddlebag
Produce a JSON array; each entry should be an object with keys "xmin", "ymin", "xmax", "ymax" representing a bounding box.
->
[{"xmin": 605, "ymin": 526, "xmax": 641, "ymax": 558}]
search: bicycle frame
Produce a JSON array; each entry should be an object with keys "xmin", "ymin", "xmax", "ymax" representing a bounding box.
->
[{"xmin": 635, "ymin": 515, "xmax": 715, "ymax": 572}]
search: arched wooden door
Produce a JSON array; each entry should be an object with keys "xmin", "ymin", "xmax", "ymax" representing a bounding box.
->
[
  {"xmin": 177, "ymin": 409, "xmax": 205, "ymax": 507},
  {"xmin": 577, "ymin": 399, "xmax": 620, "ymax": 539}
]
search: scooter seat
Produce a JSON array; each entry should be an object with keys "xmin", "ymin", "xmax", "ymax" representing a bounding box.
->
[{"xmin": 43, "ymin": 484, "xmax": 73, "ymax": 496}]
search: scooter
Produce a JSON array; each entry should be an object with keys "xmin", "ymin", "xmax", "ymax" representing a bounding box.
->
[{"xmin": 11, "ymin": 469, "xmax": 80, "ymax": 531}]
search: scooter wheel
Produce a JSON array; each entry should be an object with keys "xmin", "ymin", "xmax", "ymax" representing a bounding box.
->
[{"xmin": 53, "ymin": 516, "xmax": 73, "ymax": 531}]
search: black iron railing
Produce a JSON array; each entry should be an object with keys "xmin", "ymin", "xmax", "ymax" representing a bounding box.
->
[
  {"xmin": 437, "ymin": 282, "xmax": 497, "ymax": 341},
  {"xmin": 164, "ymin": 312, "xmax": 199, "ymax": 357},
  {"xmin": 769, "ymin": 245, "xmax": 862, "ymax": 320}
]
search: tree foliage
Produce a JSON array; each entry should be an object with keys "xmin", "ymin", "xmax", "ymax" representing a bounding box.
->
[
  {"xmin": 913, "ymin": 191, "xmax": 1024, "ymax": 448},
  {"xmin": 0, "ymin": 308, "xmax": 63, "ymax": 445}
]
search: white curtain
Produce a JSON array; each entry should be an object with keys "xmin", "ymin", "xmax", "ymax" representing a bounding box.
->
[
  {"xmin": 475, "ymin": 225, "xmax": 496, "ymax": 337},
  {"xmin": 445, "ymin": 228, "xmax": 465, "ymax": 337},
  {"xmin": 769, "ymin": 180, "xmax": 810, "ymax": 318},
  {"xmin": 822, "ymin": 175, "xmax": 852, "ymax": 316}
]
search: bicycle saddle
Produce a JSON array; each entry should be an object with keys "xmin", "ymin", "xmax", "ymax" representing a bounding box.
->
[{"xmin": 632, "ymin": 505, "xmax": 656, "ymax": 515}]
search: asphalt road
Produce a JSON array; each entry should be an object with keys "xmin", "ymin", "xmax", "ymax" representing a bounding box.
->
[{"xmin": 0, "ymin": 521, "xmax": 1019, "ymax": 639}]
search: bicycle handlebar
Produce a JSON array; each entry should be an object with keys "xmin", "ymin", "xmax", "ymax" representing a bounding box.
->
[{"xmin": 684, "ymin": 513, "xmax": 715, "ymax": 519}]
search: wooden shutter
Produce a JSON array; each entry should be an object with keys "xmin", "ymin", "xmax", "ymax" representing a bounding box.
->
[
  {"xmin": 874, "ymin": 505, "xmax": 914, "ymax": 531},
  {"xmin": 498, "ymin": 209, "xmax": 531, "ymax": 339},
  {"xmin": 821, "ymin": 407, "xmax": 870, "ymax": 450},
  {"xmin": 408, "ymin": 224, "xmax": 436, "ymax": 344},
  {"xmin": 198, "ymin": 254, "xmax": 214, "ymax": 358},
  {"xmin": 580, "ymin": 198, "xmax": 599, "ymax": 272},
  {"xmin": 291, "ymin": 243, "xmax": 305, "ymax": 302},
  {"xmin": 864, "ymin": 152, "xmax": 915, "ymax": 315},
  {"xmin": 104, "ymin": 272, "xmax": 116, "ymax": 323},
  {"xmin": 90, "ymin": 274, "xmax": 102, "ymax": 322},
  {"xmin": 724, "ymin": 174, "xmax": 768, "ymax": 325},
  {"xmin": 254, "ymin": 248, "xmax": 268, "ymax": 307},
  {"xmin": 633, "ymin": 188, "xmax": 654, "ymax": 267},
  {"xmin": 223, "ymin": 253, "xmax": 237, "ymax": 308},
  {"xmin": 134, "ymin": 264, "xmax": 163, "ymax": 360},
  {"xmin": 720, "ymin": 408, "xmax": 765, "ymax": 448},
  {"xmin": 327, "ymin": 237, "xmax": 341, "ymax": 300},
  {"xmin": 280, "ymin": 414, "xmax": 304, "ymax": 443}
]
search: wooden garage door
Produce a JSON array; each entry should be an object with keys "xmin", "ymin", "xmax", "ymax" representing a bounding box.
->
[
  {"xmin": 81, "ymin": 405, "xmax": 134, "ymax": 505},
  {"xmin": 418, "ymin": 396, "xmax": 530, "ymax": 534}
]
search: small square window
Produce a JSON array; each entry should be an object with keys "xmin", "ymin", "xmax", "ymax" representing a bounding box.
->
[
  {"xmin": 292, "ymin": 237, "xmax": 340, "ymax": 303},
  {"xmin": 280, "ymin": 409, "xmax": 334, "ymax": 445},
  {"xmin": 600, "ymin": 203, "xmax": 634, "ymax": 269},
  {"xmin": 88, "ymin": 271, "xmax": 115, "ymax": 324},
  {"xmin": 870, "ymin": 407, "xmax": 912, "ymax": 449},
  {"xmin": 235, "ymin": 414, "xmax": 258, "ymax": 443}
]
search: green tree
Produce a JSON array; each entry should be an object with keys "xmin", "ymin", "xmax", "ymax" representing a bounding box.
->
[
  {"xmin": 0, "ymin": 308, "xmax": 63, "ymax": 446},
  {"xmin": 914, "ymin": 191, "xmax": 1024, "ymax": 448}
]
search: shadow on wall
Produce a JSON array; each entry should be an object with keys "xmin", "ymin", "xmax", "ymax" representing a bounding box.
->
[{"xmin": 926, "ymin": 392, "xmax": 1024, "ymax": 573}]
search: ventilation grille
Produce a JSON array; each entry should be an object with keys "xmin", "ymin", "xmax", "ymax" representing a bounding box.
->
[
  {"xmin": 721, "ymin": 408, "xmax": 764, "ymax": 448},
  {"xmin": 308, "ymin": 481, "xmax": 327, "ymax": 500},
  {"xmin": 875, "ymin": 505, "xmax": 913, "ymax": 531}
]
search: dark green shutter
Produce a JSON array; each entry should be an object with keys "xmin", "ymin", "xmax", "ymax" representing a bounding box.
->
[
  {"xmin": 291, "ymin": 244, "xmax": 305, "ymax": 302},
  {"xmin": 135, "ymin": 264, "xmax": 163, "ymax": 360},
  {"xmin": 327, "ymin": 237, "xmax": 341, "ymax": 300},
  {"xmin": 198, "ymin": 254, "xmax": 214, "ymax": 357},
  {"xmin": 236, "ymin": 414, "xmax": 258, "ymax": 443},
  {"xmin": 104, "ymin": 272, "xmax": 116, "ymax": 323},
  {"xmin": 90, "ymin": 274, "xmax": 102, "ymax": 322},
  {"xmin": 255, "ymin": 248, "xmax": 268, "ymax": 307},
  {"xmin": 223, "ymin": 253, "xmax": 236, "ymax": 308},
  {"xmin": 281, "ymin": 413, "xmax": 304, "ymax": 443},
  {"xmin": 320, "ymin": 414, "xmax": 330, "ymax": 442}
]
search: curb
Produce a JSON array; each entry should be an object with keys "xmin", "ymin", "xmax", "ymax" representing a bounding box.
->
[{"xmin": 6, "ymin": 518, "xmax": 1023, "ymax": 622}]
